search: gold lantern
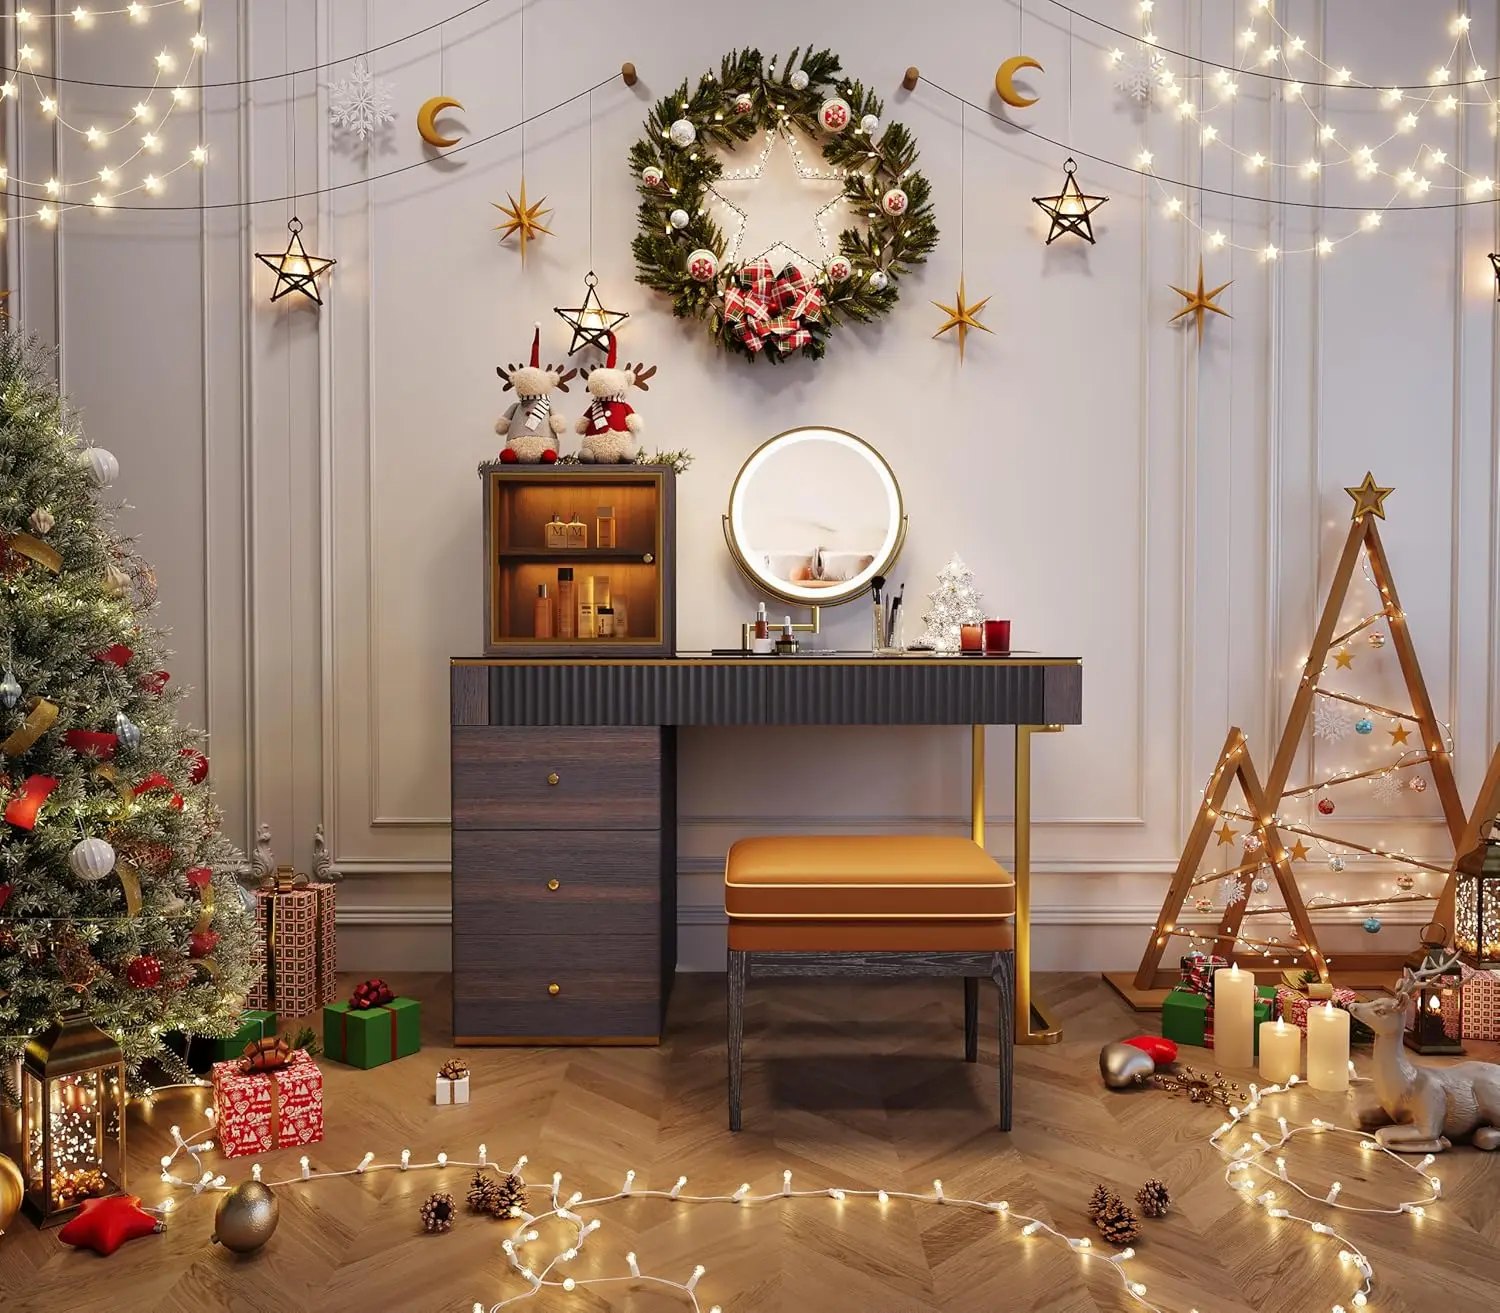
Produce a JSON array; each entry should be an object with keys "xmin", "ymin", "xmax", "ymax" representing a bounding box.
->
[
  {"xmin": 1402, "ymin": 923, "xmax": 1464, "ymax": 1057},
  {"xmin": 20, "ymin": 1011, "xmax": 127, "ymax": 1225},
  {"xmin": 1455, "ymin": 819, "xmax": 1500, "ymax": 969}
]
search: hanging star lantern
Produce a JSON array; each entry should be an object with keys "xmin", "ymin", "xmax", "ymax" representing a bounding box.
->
[
  {"xmin": 932, "ymin": 275, "xmax": 992, "ymax": 362},
  {"xmin": 255, "ymin": 217, "xmax": 336, "ymax": 305},
  {"xmin": 1215, "ymin": 820, "xmax": 1238, "ymax": 846},
  {"xmin": 1032, "ymin": 157, "xmax": 1108, "ymax": 244},
  {"xmin": 493, "ymin": 178, "xmax": 553, "ymax": 261},
  {"xmin": 1345, "ymin": 472, "xmax": 1393, "ymax": 521},
  {"xmin": 1169, "ymin": 258, "xmax": 1232, "ymax": 342},
  {"xmin": 554, "ymin": 271, "xmax": 629, "ymax": 355}
]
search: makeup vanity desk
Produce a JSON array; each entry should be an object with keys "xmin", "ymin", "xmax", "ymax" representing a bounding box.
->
[{"xmin": 450, "ymin": 652, "xmax": 1083, "ymax": 1048}]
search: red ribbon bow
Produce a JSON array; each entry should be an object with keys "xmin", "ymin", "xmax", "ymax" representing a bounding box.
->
[
  {"xmin": 350, "ymin": 978, "xmax": 394, "ymax": 1010},
  {"xmin": 723, "ymin": 260, "xmax": 825, "ymax": 355}
]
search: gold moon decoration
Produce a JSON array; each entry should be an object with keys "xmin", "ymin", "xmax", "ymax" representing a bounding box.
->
[
  {"xmin": 417, "ymin": 96, "xmax": 464, "ymax": 149},
  {"xmin": 995, "ymin": 55, "xmax": 1043, "ymax": 108}
]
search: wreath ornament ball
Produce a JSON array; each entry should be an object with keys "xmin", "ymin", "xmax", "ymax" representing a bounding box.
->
[{"xmin": 630, "ymin": 48, "xmax": 939, "ymax": 364}]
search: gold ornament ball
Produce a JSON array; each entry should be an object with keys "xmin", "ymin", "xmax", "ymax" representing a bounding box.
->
[
  {"xmin": 212, "ymin": 1180, "xmax": 279, "ymax": 1253},
  {"xmin": 1368, "ymin": 630, "xmax": 1386, "ymax": 649},
  {"xmin": 0, "ymin": 1151, "xmax": 23, "ymax": 1235}
]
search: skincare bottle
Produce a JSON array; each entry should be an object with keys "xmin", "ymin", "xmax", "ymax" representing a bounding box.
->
[
  {"xmin": 596, "ymin": 606, "xmax": 616, "ymax": 638},
  {"xmin": 556, "ymin": 567, "xmax": 576, "ymax": 640},
  {"xmin": 775, "ymin": 617, "xmax": 799, "ymax": 656},
  {"xmin": 751, "ymin": 602, "xmax": 774, "ymax": 654},
  {"xmin": 544, "ymin": 511, "xmax": 567, "ymax": 550},
  {"xmin": 596, "ymin": 505, "xmax": 616, "ymax": 549},
  {"xmin": 579, "ymin": 575, "xmax": 597, "ymax": 638},
  {"xmin": 612, "ymin": 595, "xmax": 629, "ymax": 639},
  {"xmin": 533, "ymin": 583, "xmax": 553, "ymax": 639},
  {"xmin": 566, "ymin": 510, "xmax": 588, "ymax": 549}
]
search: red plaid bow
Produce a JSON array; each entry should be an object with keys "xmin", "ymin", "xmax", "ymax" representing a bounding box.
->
[
  {"xmin": 722, "ymin": 260, "xmax": 825, "ymax": 355},
  {"xmin": 351, "ymin": 978, "xmax": 394, "ymax": 1010}
]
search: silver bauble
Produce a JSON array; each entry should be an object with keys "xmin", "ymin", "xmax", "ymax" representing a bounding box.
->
[
  {"xmin": 236, "ymin": 883, "xmax": 258, "ymax": 915},
  {"xmin": 669, "ymin": 208, "xmax": 690, "ymax": 230},
  {"xmin": 1329, "ymin": 855, "xmax": 1346, "ymax": 873},
  {"xmin": 668, "ymin": 118, "xmax": 696, "ymax": 148},
  {"xmin": 212, "ymin": 1180, "xmax": 279, "ymax": 1253},
  {"xmin": 69, "ymin": 836, "xmax": 116, "ymax": 882},
  {"xmin": 860, "ymin": 113, "xmax": 881, "ymax": 136},
  {"xmin": 83, "ymin": 446, "xmax": 119, "ymax": 487},
  {"xmin": 1252, "ymin": 877, "xmax": 1270, "ymax": 894},
  {"xmin": 867, "ymin": 269, "xmax": 889, "ymax": 292},
  {"xmin": 789, "ymin": 69, "xmax": 809, "ymax": 90},
  {"xmin": 115, "ymin": 711, "xmax": 142, "ymax": 752},
  {"xmin": 0, "ymin": 668, "xmax": 20, "ymax": 710},
  {"xmin": 1099, "ymin": 1041, "xmax": 1156, "ymax": 1090}
]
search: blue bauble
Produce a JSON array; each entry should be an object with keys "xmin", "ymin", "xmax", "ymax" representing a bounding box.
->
[
  {"xmin": 1355, "ymin": 717, "xmax": 1374, "ymax": 735},
  {"xmin": 1363, "ymin": 916, "xmax": 1382, "ymax": 933}
]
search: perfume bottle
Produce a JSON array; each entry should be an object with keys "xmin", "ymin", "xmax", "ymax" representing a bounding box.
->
[
  {"xmin": 751, "ymin": 602, "xmax": 773, "ymax": 654},
  {"xmin": 775, "ymin": 617, "xmax": 799, "ymax": 656},
  {"xmin": 556, "ymin": 568, "xmax": 576, "ymax": 640},
  {"xmin": 533, "ymin": 583, "xmax": 553, "ymax": 639},
  {"xmin": 566, "ymin": 511, "xmax": 588, "ymax": 549},
  {"xmin": 544, "ymin": 511, "xmax": 567, "ymax": 550},
  {"xmin": 612, "ymin": 596, "xmax": 628, "ymax": 639},
  {"xmin": 596, "ymin": 505, "xmax": 616, "ymax": 549}
]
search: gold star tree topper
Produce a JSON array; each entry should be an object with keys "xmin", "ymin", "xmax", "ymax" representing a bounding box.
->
[
  {"xmin": 932, "ymin": 275, "xmax": 992, "ymax": 362},
  {"xmin": 493, "ymin": 177, "xmax": 553, "ymax": 261},
  {"xmin": 1345, "ymin": 472, "xmax": 1393, "ymax": 521},
  {"xmin": 1169, "ymin": 258, "xmax": 1232, "ymax": 342}
]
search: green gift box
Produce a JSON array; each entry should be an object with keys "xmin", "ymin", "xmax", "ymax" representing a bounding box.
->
[
  {"xmin": 166, "ymin": 1010, "xmax": 278, "ymax": 1074},
  {"xmin": 1161, "ymin": 986, "xmax": 1274, "ymax": 1052},
  {"xmin": 323, "ymin": 997, "xmax": 422, "ymax": 1069}
]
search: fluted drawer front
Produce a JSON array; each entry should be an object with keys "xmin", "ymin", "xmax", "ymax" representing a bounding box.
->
[
  {"xmin": 453, "ymin": 829, "xmax": 660, "ymax": 936},
  {"xmin": 451, "ymin": 726, "xmax": 663, "ymax": 830}
]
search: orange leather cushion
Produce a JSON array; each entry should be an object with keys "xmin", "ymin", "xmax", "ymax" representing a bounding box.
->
[
  {"xmin": 724, "ymin": 836, "xmax": 1015, "ymax": 921},
  {"xmin": 728, "ymin": 920, "xmax": 1014, "ymax": 953}
]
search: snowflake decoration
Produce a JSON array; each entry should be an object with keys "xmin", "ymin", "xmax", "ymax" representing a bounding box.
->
[
  {"xmin": 1313, "ymin": 701, "xmax": 1350, "ymax": 743},
  {"xmin": 328, "ymin": 59, "xmax": 396, "ymax": 143},
  {"xmin": 1113, "ymin": 43, "xmax": 1165, "ymax": 104},
  {"xmin": 1370, "ymin": 770, "xmax": 1405, "ymax": 804},
  {"xmin": 1221, "ymin": 875, "xmax": 1248, "ymax": 907}
]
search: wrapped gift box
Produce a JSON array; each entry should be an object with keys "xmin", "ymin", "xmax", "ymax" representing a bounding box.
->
[
  {"xmin": 1162, "ymin": 984, "xmax": 1275, "ymax": 1050},
  {"xmin": 245, "ymin": 882, "xmax": 338, "ymax": 1016},
  {"xmin": 1439, "ymin": 962, "xmax": 1500, "ymax": 1040},
  {"xmin": 436, "ymin": 1074, "xmax": 470, "ymax": 1105},
  {"xmin": 211, "ymin": 1048, "xmax": 324, "ymax": 1158},
  {"xmin": 1179, "ymin": 952, "xmax": 1228, "ymax": 996},
  {"xmin": 323, "ymin": 997, "xmax": 422, "ymax": 1069},
  {"xmin": 165, "ymin": 1010, "xmax": 277, "ymax": 1075}
]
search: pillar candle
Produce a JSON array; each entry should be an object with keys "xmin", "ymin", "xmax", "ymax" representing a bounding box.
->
[
  {"xmin": 1213, "ymin": 965, "xmax": 1256, "ymax": 1069},
  {"xmin": 1306, "ymin": 1002, "xmax": 1351, "ymax": 1092},
  {"xmin": 1258, "ymin": 1017, "xmax": 1300, "ymax": 1085}
]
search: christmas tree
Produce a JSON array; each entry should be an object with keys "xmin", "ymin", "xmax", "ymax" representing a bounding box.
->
[
  {"xmin": 0, "ymin": 332, "xmax": 256, "ymax": 1088},
  {"xmin": 916, "ymin": 553, "xmax": 985, "ymax": 652}
]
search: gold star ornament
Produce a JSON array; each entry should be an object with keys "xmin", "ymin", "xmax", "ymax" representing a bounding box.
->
[
  {"xmin": 1169, "ymin": 257, "xmax": 1232, "ymax": 342},
  {"xmin": 1333, "ymin": 648, "xmax": 1354, "ymax": 670},
  {"xmin": 1345, "ymin": 472, "xmax": 1393, "ymax": 521},
  {"xmin": 1032, "ymin": 157, "xmax": 1107, "ymax": 244},
  {"xmin": 1390, "ymin": 724, "xmax": 1411, "ymax": 745},
  {"xmin": 255, "ymin": 217, "xmax": 336, "ymax": 305},
  {"xmin": 1290, "ymin": 840, "xmax": 1310, "ymax": 862},
  {"xmin": 1215, "ymin": 820, "xmax": 1238, "ymax": 847},
  {"xmin": 932, "ymin": 275, "xmax": 992, "ymax": 362},
  {"xmin": 493, "ymin": 177, "xmax": 552, "ymax": 261}
]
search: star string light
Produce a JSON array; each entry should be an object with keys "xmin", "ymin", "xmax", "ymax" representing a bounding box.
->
[{"xmin": 709, "ymin": 125, "xmax": 848, "ymax": 270}]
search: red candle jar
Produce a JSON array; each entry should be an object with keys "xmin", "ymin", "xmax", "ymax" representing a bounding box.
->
[
  {"xmin": 959, "ymin": 623, "xmax": 983, "ymax": 653},
  {"xmin": 983, "ymin": 619, "xmax": 1011, "ymax": 654}
]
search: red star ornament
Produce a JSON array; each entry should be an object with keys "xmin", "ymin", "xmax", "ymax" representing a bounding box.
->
[{"xmin": 58, "ymin": 1194, "xmax": 164, "ymax": 1256}]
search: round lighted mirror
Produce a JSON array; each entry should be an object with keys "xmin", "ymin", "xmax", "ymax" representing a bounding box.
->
[{"xmin": 724, "ymin": 426, "xmax": 906, "ymax": 607}]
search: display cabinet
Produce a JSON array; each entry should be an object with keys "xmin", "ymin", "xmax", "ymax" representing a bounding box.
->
[{"xmin": 480, "ymin": 463, "xmax": 675, "ymax": 657}]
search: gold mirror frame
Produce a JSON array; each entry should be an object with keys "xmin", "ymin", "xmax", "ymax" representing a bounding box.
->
[{"xmin": 722, "ymin": 426, "xmax": 908, "ymax": 610}]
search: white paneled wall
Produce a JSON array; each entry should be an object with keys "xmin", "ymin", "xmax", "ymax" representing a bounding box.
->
[{"xmin": 26, "ymin": 0, "xmax": 1500, "ymax": 971}]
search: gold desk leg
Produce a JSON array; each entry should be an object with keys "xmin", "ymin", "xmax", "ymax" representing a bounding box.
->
[
  {"xmin": 1015, "ymin": 724, "xmax": 1064, "ymax": 1044},
  {"xmin": 971, "ymin": 724, "xmax": 985, "ymax": 847}
]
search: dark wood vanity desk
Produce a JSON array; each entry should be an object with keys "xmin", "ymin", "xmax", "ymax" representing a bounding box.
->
[{"xmin": 449, "ymin": 653, "xmax": 1083, "ymax": 1047}]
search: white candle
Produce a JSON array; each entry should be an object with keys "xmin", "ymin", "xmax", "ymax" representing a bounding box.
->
[
  {"xmin": 1214, "ymin": 965, "xmax": 1256, "ymax": 1069},
  {"xmin": 1259, "ymin": 1017, "xmax": 1300, "ymax": 1084},
  {"xmin": 1306, "ymin": 1002, "xmax": 1351, "ymax": 1092}
]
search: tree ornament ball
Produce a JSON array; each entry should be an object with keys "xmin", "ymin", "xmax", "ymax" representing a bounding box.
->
[
  {"xmin": 1368, "ymin": 630, "xmax": 1387, "ymax": 649},
  {"xmin": 181, "ymin": 747, "xmax": 210, "ymax": 784},
  {"xmin": 668, "ymin": 118, "xmax": 696, "ymax": 148},
  {"xmin": 1329, "ymin": 855, "xmax": 1346, "ymax": 873},
  {"xmin": 860, "ymin": 113, "xmax": 880, "ymax": 136},
  {"xmin": 125, "ymin": 954, "xmax": 162, "ymax": 989},
  {"xmin": 818, "ymin": 97, "xmax": 852, "ymax": 131},
  {"xmin": 789, "ymin": 69, "xmax": 809, "ymax": 90},
  {"xmin": 1194, "ymin": 895, "xmax": 1213, "ymax": 913},
  {"xmin": 189, "ymin": 929, "xmax": 219, "ymax": 959},
  {"xmin": 84, "ymin": 446, "xmax": 119, "ymax": 487},
  {"xmin": 1243, "ymin": 833, "xmax": 1263, "ymax": 853},
  {"xmin": 640, "ymin": 165, "xmax": 664, "ymax": 189},
  {"xmin": 669, "ymin": 208, "xmax": 691, "ymax": 230},
  {"xmin": 881, "ymin": 187, "xmax": 909, "ymax": 216},
  {"xmin": 1410, "ymin": 776, "xmax": 1428, "ymax": 794},
  {"xmin": 1252, "ymin": 877, "xmax": 1270, "ymax": 894},
  {"xmin": 28, "ymin": 506, "xmax": 53, "ymax": 535},
  {"xmin": 1318, "ymin": 797, "xmax": 1336, "ymax": 816},
  {"xmin": 0, "ymin": 668, "xmax": 19, "ymax": 710},
  {"xmin": 867, "ymin": 269, "xmax": 889, "ymax": 292},
  {"xmin": 69, "ymin": 837, "xmax": 117, "ymax": 882},
  {"xmin": 826, "ymin": 256, "xmax": 853, "ymax": 282},
  {"xmin": 115, "ymin": 711, "xmax": 142, "ymax": 752},
  {"xmin": 212, "ymin": 1180, "xmax": 279, "ymax": 1253},
  {"xmin": 1363, "ymin": 916, "xmax": 1383, "ymax": 934},
  {"xmin": 1396, "ymin": 873, "xmax": 1415, "ymax": 891},
  {"xmin": 0, "ymin": 1151, "xmax": 22, "ymax": 1236},
  {"xmin": 1355, "ymin": 717, "xmax": 1374, "ymax": 735},
  {"xmin": 685, "ymin": 249, "xmax": 718, "ymax": 282},
  {"xmin": 732, "ymin": 92, "xmax": 753, "ymax": 114}
]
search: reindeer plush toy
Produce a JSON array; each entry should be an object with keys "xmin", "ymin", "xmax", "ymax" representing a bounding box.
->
[
  {"xmin": 495, "ymin": 324, "xmax": 576, "ymax": 463},
  {"xmin": 575, "ymin": 332, "xmax": 656, "ymax": 463}
]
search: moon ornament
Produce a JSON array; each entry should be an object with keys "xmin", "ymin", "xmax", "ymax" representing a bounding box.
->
[
  {"xmin": 995, "ymin": 55, "xmax": 1043, "ymax": 109},
  {"xmin": 417, "ymin": 96, "xmax": 464, "ymax": 149}
]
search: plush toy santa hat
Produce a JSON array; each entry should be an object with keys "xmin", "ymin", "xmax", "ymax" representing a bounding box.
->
[
  {"xmin": 603, "ymin": 330, "xmax": 618, "ymax": 370},
  {"xmin": 530, "ymin": 322, "xmax": 541, "ymax": 368}
]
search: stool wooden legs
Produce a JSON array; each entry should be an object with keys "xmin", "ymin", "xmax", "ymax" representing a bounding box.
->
[
  {"xmin": 963, "ymin": 977, "xmax": 979, "ymax": 1062},
  {"xmin": 728, "ymin": 949, "xmax": 747, "ymax": 1132},
  {"xmin": 993, "ymin": 951, "xmax": 1016, "ymax": 1131}
]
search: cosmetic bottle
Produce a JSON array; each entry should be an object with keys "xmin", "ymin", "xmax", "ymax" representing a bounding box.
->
[
  {"xmin": 775, "ymin": 617, "xmax": 799, "ymax": 656},
  {"xmin": 566, "ymin": 510, "xmax": 588, "ymax": 549},
  {"xmin": 556, "ymin": 568, "xmax": 576, "ymax": 640},
  {"xmin": 544, "ymin": 512, "xmax": 567, "ymax": 550},
  {"xmin": 533, "ymin": 584, "xmax": 553, "ymax": 639},
  {"xmin": 596, "ymin": 606, "xmax": 616, "ymax": 638},
  {"xmin": 612, "ymin": 595, "xmax": 629, "ymax": 639},
  {"xmin": 751, "ymin": 602, "xmax": 774, "ymax": 654},
  {"xmin": 579, "ymin": 576, "xmax": 597, "ymax": 639},
  {"xmin": 596, "ymin": 505, "xmax": 616, "ymax": 549}
]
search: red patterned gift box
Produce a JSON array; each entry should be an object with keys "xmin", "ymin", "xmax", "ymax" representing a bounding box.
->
[
  {"xmin": 245, "ymin": 882, "xmax": 338, "ymax": 1016},
  {"xmin": 211, "ymin": 1048, "xmax": 324, "ymax": 1158},
  {"xmin": 1275, "ymin": 983, "xmax": 1359, "ymax": 1029},
  {"xmin": 1439, "ymin": 962, "xmax": 1500, "ymax": 1040}
]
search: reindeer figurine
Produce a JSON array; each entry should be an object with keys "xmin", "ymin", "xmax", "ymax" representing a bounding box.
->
[
  {"xmin": 1346, "ymin": 951, "xmax": 1500, "ymax": 1153},
  {"xmin": 575, "ymin": 331, "xmax": 657, "ymax": 463},
  {"xmin": 495, "ymin": 324, "xmax": 577, "ymax": 463}
]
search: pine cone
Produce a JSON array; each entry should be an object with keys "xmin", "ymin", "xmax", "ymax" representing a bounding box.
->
[
  {"xmin": 1086, "ymin": 1183, "xmax": 1116, "ymax": 1220},
  {"xmin": 1094, "ymin": 1197, "xmax": 1141, "ymax": 1246},
  {"xmin": 1136, "ymin": 1178, "xmax": 1170, "ymax": 1219},
  {"xmin": 491, "ymin": 1172, "xmax": 528, "ymax": 1219},
  {"xmin": 467, "ymin": 1171, "xmax": 502, "ymax": 1214},
  {"xmin": 420, "ymin": 1191, "xmax": 456, "ymax": 1234}
]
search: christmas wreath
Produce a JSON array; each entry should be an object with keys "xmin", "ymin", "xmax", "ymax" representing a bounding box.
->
[{"xmin": 631, "ymin": 48, "xmax": 938, "ymax": 364}]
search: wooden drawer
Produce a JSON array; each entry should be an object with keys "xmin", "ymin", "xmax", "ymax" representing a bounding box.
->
[
  {"xmin": 453, "ymin": 830, "xmax": 660, "ymax": 936},
  {"xmin": 452, "ymin": 726, "xmax": 662, "ymax": 830},
  {"xmin": 453, "ymin": 933, "xmax": 661, "ymax": 1041}
]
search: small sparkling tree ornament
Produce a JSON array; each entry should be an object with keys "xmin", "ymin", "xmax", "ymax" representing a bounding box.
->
[
  {"xmin": 640, "ymin": 165, "xmax": 664, "ymax": 189},
  {"xmin": 1329, "ymin": 855, "xmax": 1346, "ymax": 872},
  {"xmin": 327, "ymin": 58, "xmax": 396, "ymax": 143},
  {"xmin": 915, "ymin": 554, "xmax": 986, "ymax": 653},
  {"xmin": 0, "ymin": 668, "xmax": 19, "ymax": 709}
]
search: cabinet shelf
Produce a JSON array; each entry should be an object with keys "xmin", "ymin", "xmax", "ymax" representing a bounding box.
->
[{"xmin": 495, "ymin": 548, "xmax": 653, "ymax": 561}]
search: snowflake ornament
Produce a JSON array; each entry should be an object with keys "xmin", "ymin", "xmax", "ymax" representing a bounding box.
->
[
  {"xmin": 1113, "ymin": 43, "xmax": 1165, "ymax": 104},
  {"xmin": 328, "ymin": 59, "xmax": 396, "ymax": 143},
  {"xmin": 1312, "ymin": 701, "xmax": 1350, "ymax": 743},
  {"xmin": 1221, "ymin": 876, "xmax": 1248, "ymax": 907},
  {"xmin": 1370, "ymin": 769, "xmax": 1404, "ymax": 804}
]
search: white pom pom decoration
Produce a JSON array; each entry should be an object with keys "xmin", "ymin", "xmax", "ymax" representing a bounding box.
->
[
  {"xmin": 70, "ymin": 837, "xmax": 117, "ymax": 882},
  {"xmin": 789, "ymin": 70, "xmax": 809, "ymax": 91},
  {"xmin": 84, "ymin": 447, "xmax": 119, "ymax": 487},
  {"xmin": 668, "ymin": 119, "xmax": 696, "ymax": 148}
]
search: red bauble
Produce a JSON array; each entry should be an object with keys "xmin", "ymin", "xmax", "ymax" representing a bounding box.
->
[
  {"xmin": 180, "ymin": 748, "xmax": 209, "ymax": 784},
  {"xmin": 189, "ymin": 930, "xmax": 218, "ymax": 958},
  {"xmin": 141, "ymin": 670, "xmax": 170, "ymax": 695},
  {"xmin": 1317, "ymin": 798, "xmax": 1335, "ymax": 816},
  {"xmin": 125, "ymin": 954, "xmax": 162, "ymax": 988},
  {"xmin": 1122, "ymin": 1035, "xmax": 1178, "ymax": 1064}
]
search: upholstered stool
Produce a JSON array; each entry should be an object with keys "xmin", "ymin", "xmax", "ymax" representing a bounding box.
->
[{"xmin": 724, "ymin": 835, "xmax": 1016, "ymax": 1132}]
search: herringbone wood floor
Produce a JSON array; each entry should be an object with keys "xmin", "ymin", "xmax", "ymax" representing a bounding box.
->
[{"xmin": 2, "ymin": 972, "xmax": 1499, "ymax": 1312}]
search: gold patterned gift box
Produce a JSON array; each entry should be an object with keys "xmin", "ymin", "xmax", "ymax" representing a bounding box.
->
[{"xmin": 245, "ymin": 870, "xmax": 338, "ymax": 1016}]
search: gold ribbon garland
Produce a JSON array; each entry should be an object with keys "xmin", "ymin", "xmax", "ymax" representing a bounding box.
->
[
  {"xmin": 115, "ymin": 859, "xmax": 142, "ymax": 917},
  {"xmin": 0, "ymin": 699, "xmax": 58, "ymax": 756},
  {"xmin": 4, "ymin": 532, "xmax": 62, "ymax": 573}
]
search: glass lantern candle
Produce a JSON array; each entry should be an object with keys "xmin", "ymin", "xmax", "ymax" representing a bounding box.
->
[
  {"xmin": 1403, "ymin": 924, "xmax": 1464, "ymax": 1057},
  {"xmin": 1455, "ymin": 823, "xmax": 1500, "ymax": 969},
  {"xmin": 21, "ymin": 1011, "xmax": 127, "ymax": 1225}
]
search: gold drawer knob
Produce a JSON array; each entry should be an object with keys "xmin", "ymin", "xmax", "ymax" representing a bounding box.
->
[
  {"xmin": 546, "ymin": 879, "xmax": 560, "ymax": 891},
  {"xmin": 547, "ymin": 983, "xmax": 561, "ymax": 996},
  {"xmin": 547, "ymin": 772, "xmax": 560, "ymax": 786},
  {"xmin": 643, "ymin": 552, "xmax": 654, "ymax": 564}
]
